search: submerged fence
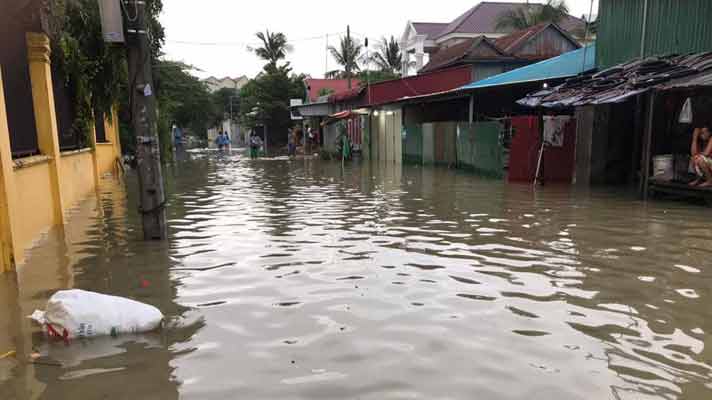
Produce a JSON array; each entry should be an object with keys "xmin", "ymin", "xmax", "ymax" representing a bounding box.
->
[{"xmin": 403, "ymin": 121, "xmax": 506, "ymax": 178}]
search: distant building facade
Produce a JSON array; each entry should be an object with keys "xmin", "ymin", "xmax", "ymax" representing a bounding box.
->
[
  {"xmin": 203, "ymin": 76, "xmax": 249, "ymax": 93},
  {"xmin": 400, "ymin": 1, "xmax": 588, "ymax": 75}
]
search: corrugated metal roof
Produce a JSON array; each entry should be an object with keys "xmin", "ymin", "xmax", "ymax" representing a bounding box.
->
[
  {"xmin": 461, "ymin": 44, "xmax": 596, "ymax": 90},
  {"xmin": 304, "ymin": 79, "xmax": 360, "ymax": 102},
  {"xmin": 420, "ymin": 36, "xmax": 511, "ymax": 74},
  {"xmin": 597, "ymin": 0, "xmax": 712, "ymax": 69},
  {"xmin": 518, "ymin": 52, "xmax": 712, "ymax": 108}
]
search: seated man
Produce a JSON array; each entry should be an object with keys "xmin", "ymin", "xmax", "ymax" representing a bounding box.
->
[{"xmin": 690, "ymin": 125, "xmax": 712, "ymax": 187}]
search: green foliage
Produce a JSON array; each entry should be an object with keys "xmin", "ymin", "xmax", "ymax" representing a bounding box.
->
[
  {"xmin": 212, "ymin": 87, "xmax": 240, "ymax": 123},
  {"xmin": 357, "ymin": 70, "xmax": 399, "ymax": 85},
  {"xmin": 239, "ymin": 64, "xmax": 305, "ymax": 147},
  {"xmin": 370, "ymin": 36, "xmax": 403, "ymax": 75},
  {"xmin": 327, "ymin": 36, "xmax": 363, "ymax": 79},
  {"xmin": 251, "ymin": 30, "xmax": 292, "ymax": 69},
  {"xmin": 50, "ymin": 0, "xmax": 127, "ymax": 146},
  {"xmin": 318, "ymin": 87, "xmax": 335, "ymax": 97},
  {"xmin": 495, "ymin": 0, "xmax": 570, "ymax": 31},
  {"xmin": 153, "ymin": 60, "xmax": 217, "ymax": 141},
  {"xmin": 48, "ymin": 0, "xmax": 164, "ymax": 154}
]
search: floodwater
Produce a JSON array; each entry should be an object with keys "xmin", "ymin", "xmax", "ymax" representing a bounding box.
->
[{"xmin": 1, "ymin": 150, "xmax": 711, "ymax": 400}]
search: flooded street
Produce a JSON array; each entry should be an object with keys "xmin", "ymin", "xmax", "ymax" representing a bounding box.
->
[{"xmin": 1, "ymin": 150, "xmax": 711, "ymax": 399}]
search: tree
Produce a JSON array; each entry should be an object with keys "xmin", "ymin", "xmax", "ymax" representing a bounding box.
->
[
  {"xmin": 152, "ymin": 60, "xmax": 218, "ymax": 145},
  {"xmin": 239, "ymin": 64, "xmax": 306, "ymax": 148},
  {"xmin": 356, "ymin": 70, "xmax": 399, "ymax": 85},
  {"xmin": 327, "ymin": 36, "xmax": 363, "ymax": 79},
  {"xmin": 212, "ymin": 87, "xmax": 240, "ymax": 123},
  {"xmin": 318, "ymin": 87, "xmax": 335, "ymax": 97},
  {"xmin": 252, "ymin": 30, "xmax": 292, "ymax": 68},
  {"xmin": 495, "ymin": 0, "xmax": 570, "ymax": 31},
  {"xmin": 371, "ymin": 36, "xmax": 403, "ymax": 75}
]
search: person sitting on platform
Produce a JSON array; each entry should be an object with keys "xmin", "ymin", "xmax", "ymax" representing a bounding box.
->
[{"xmin": 690, "ymin": 125, "xmax": 712, "ymax": 187}]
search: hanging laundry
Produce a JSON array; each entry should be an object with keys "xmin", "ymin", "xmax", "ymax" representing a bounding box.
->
[
  {"xmin": 543, "ymin": 116, "xmax": 571, "ymax": 148},
  {"xmin": 679, "ymin": 97, "xmax": 693, "ymax": 124}
]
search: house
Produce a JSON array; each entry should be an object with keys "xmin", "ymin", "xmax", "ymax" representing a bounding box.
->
[
  {"xmin": 515, "ymin": 0, "xmax": 712, "ymax": 202},
  {"xmin": 420, "ymin": 23, "xmax": 581, "ymax": 81},
  {"xmin": 203, "ymin": 76, "xmax": 249, "ymax": 93},
  {"xmin": 400, "ymin": 1, "xmax": 587, "ymax": 75}
]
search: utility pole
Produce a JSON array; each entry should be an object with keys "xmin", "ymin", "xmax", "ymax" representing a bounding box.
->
[
  {"xmin": 347, "ymin": 25, "xmax": 352, "ymax": 90},
  {"xmin": 125, "ymin": 0, "xmax": 168, "ymax": 240}
]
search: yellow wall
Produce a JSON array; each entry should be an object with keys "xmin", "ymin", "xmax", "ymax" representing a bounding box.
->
[
  {"xmin": 0, "ymin": 34, "xmax": 123, "ymax": 271},
  {"xmin": 11, "ymin": 161, "xmax": 54, "ymax": 263},
  {"xmin": 95, "ymin": 143, "xmax": 117, "ymax": 176},
  {"xmin": 60, "ymin": 150, "xmax": 96, "ymax": 212}
]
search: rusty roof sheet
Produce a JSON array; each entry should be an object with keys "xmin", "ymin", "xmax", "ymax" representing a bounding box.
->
[{"xmin": 518, "ymin": 52, "xmax": 712, "ymax": 108}]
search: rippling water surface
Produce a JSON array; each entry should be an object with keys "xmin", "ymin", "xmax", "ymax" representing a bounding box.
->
[{"xmin": 1, "ymin": 150, "xmax": 711, "ymax": 399}]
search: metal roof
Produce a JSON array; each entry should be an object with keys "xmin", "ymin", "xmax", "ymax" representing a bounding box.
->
[
  {"xmin": 435, "ymin": 2, "xmax": 586, "ymax": 40},
  {"xmin": 518, "ymin": 52, "xmax": 712, "ymax": 108},
  {"xmin": 461, "ymin": 44, "xmax": 597, "ymax": 90}
]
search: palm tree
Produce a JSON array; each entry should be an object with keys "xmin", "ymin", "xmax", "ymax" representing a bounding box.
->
[
  {"xmin": 328, "ymin": 35, "xmax": 363, "ymax": 80},
  {"xmin": 495, "ymin": 0, "xmax": 570, "ymax": 31},
  {"xmin": 252, "ymin": 30, "xmax": 292, "ymax": 67},
  {"xmin": 371, "ymin": 36, "xmax": 403, "ymax": 75}
]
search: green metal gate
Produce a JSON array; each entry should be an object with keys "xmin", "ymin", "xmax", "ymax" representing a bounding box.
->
[{"xmin": 403, "ymin": 124, "xmax": 423, "ymax": 164}]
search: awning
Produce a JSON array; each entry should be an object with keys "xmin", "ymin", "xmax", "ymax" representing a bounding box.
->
[
  {"xmin": 460, "ymin": 44, "xmax": 597, "ymax": 90},
  {"xmin": 518, "ymin": 51, "xmax": 712, "ymax": 108},
  {"xmin": 322, "ymin": 111, "xmax": 359, "ymax": 126}
]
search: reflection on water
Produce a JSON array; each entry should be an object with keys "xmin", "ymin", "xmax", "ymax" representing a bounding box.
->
[{"xmin": 1, "ymin": 150, "xmax": 711, "ymax": 399}]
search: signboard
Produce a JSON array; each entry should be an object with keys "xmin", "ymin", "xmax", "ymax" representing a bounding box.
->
[
  {"xmin": 290, "ymin": 99, "xmax": 303, "ymax": 120},
  {"xmin": 98, "ymin": 0, "xmax": 125, "ymax": 43}
]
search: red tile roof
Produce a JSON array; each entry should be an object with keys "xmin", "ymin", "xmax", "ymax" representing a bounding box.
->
[
  {"xmin": 412, "ymin": 22, "xmax": 449, "ymax": 40},
  {"xmin": 305, "ymin": 79, "xmax": 360, "ymax": 102},
  {"xmin": 435, "ymin": 1, "xmax": 585, "ymax": 39}
]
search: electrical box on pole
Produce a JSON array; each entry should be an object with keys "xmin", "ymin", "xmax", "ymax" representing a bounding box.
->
[{"xmin": 98, "ymin": 0, "xmax": 125, "ymax": 43}]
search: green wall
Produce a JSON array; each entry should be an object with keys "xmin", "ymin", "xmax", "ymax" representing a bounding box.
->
[{"xmin": 597, "ymin": 0, "xmax": 712, "ymax": 69}]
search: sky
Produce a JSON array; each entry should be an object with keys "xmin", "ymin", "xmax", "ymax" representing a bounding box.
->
[{"xmin": 160, "ymin": 0, "xmax": 599, "ymax": 80}]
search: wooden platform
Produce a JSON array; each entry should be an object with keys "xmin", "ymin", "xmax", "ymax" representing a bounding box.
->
[{"xmin": 649, "ymin": 179, "xmax": 712, "ymax": 205}]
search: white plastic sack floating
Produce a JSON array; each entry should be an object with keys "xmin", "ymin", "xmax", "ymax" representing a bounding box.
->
[{"xmin": 29, "ymin": 289, "xmax": 164, "ymax": 339}]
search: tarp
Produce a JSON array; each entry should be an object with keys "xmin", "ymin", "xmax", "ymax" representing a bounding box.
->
[{"xmin": 460, "ymin": 44, "xmax": 597, "ymax": 90}]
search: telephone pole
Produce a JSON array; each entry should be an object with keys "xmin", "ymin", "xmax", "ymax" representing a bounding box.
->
[{"xmin": 125, "ymin": 0, "xmax": 168, "ymax": 240}]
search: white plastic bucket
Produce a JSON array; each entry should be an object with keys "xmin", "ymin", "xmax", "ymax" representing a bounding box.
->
[{"xmin": 653, "ymin": 155, "xmax": 674, "ymax": 181}]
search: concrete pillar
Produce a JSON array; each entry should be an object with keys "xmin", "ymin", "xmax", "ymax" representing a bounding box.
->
[
  {"xmin": 0, "ymin": 70, "xmax": 19, "ymax": 272},
  {"xmin": 111, "ymin": 107, "xmax": 123, "ymax": 163},
  {"xmin": 26, "ymin": 32, "xmax": 65, "ymax": 225},
  {"xmin": 415, "ymin": 40, "xmax": 425, "ymax": 74},
  {"xmin": 400, "ymin": 41, "xmax": 409, "ymax": 76}
]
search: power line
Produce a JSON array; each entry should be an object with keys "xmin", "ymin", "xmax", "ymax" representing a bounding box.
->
[{"xmin": 166, "ymin": 32, "xmax": 346, "ymax": 47}]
